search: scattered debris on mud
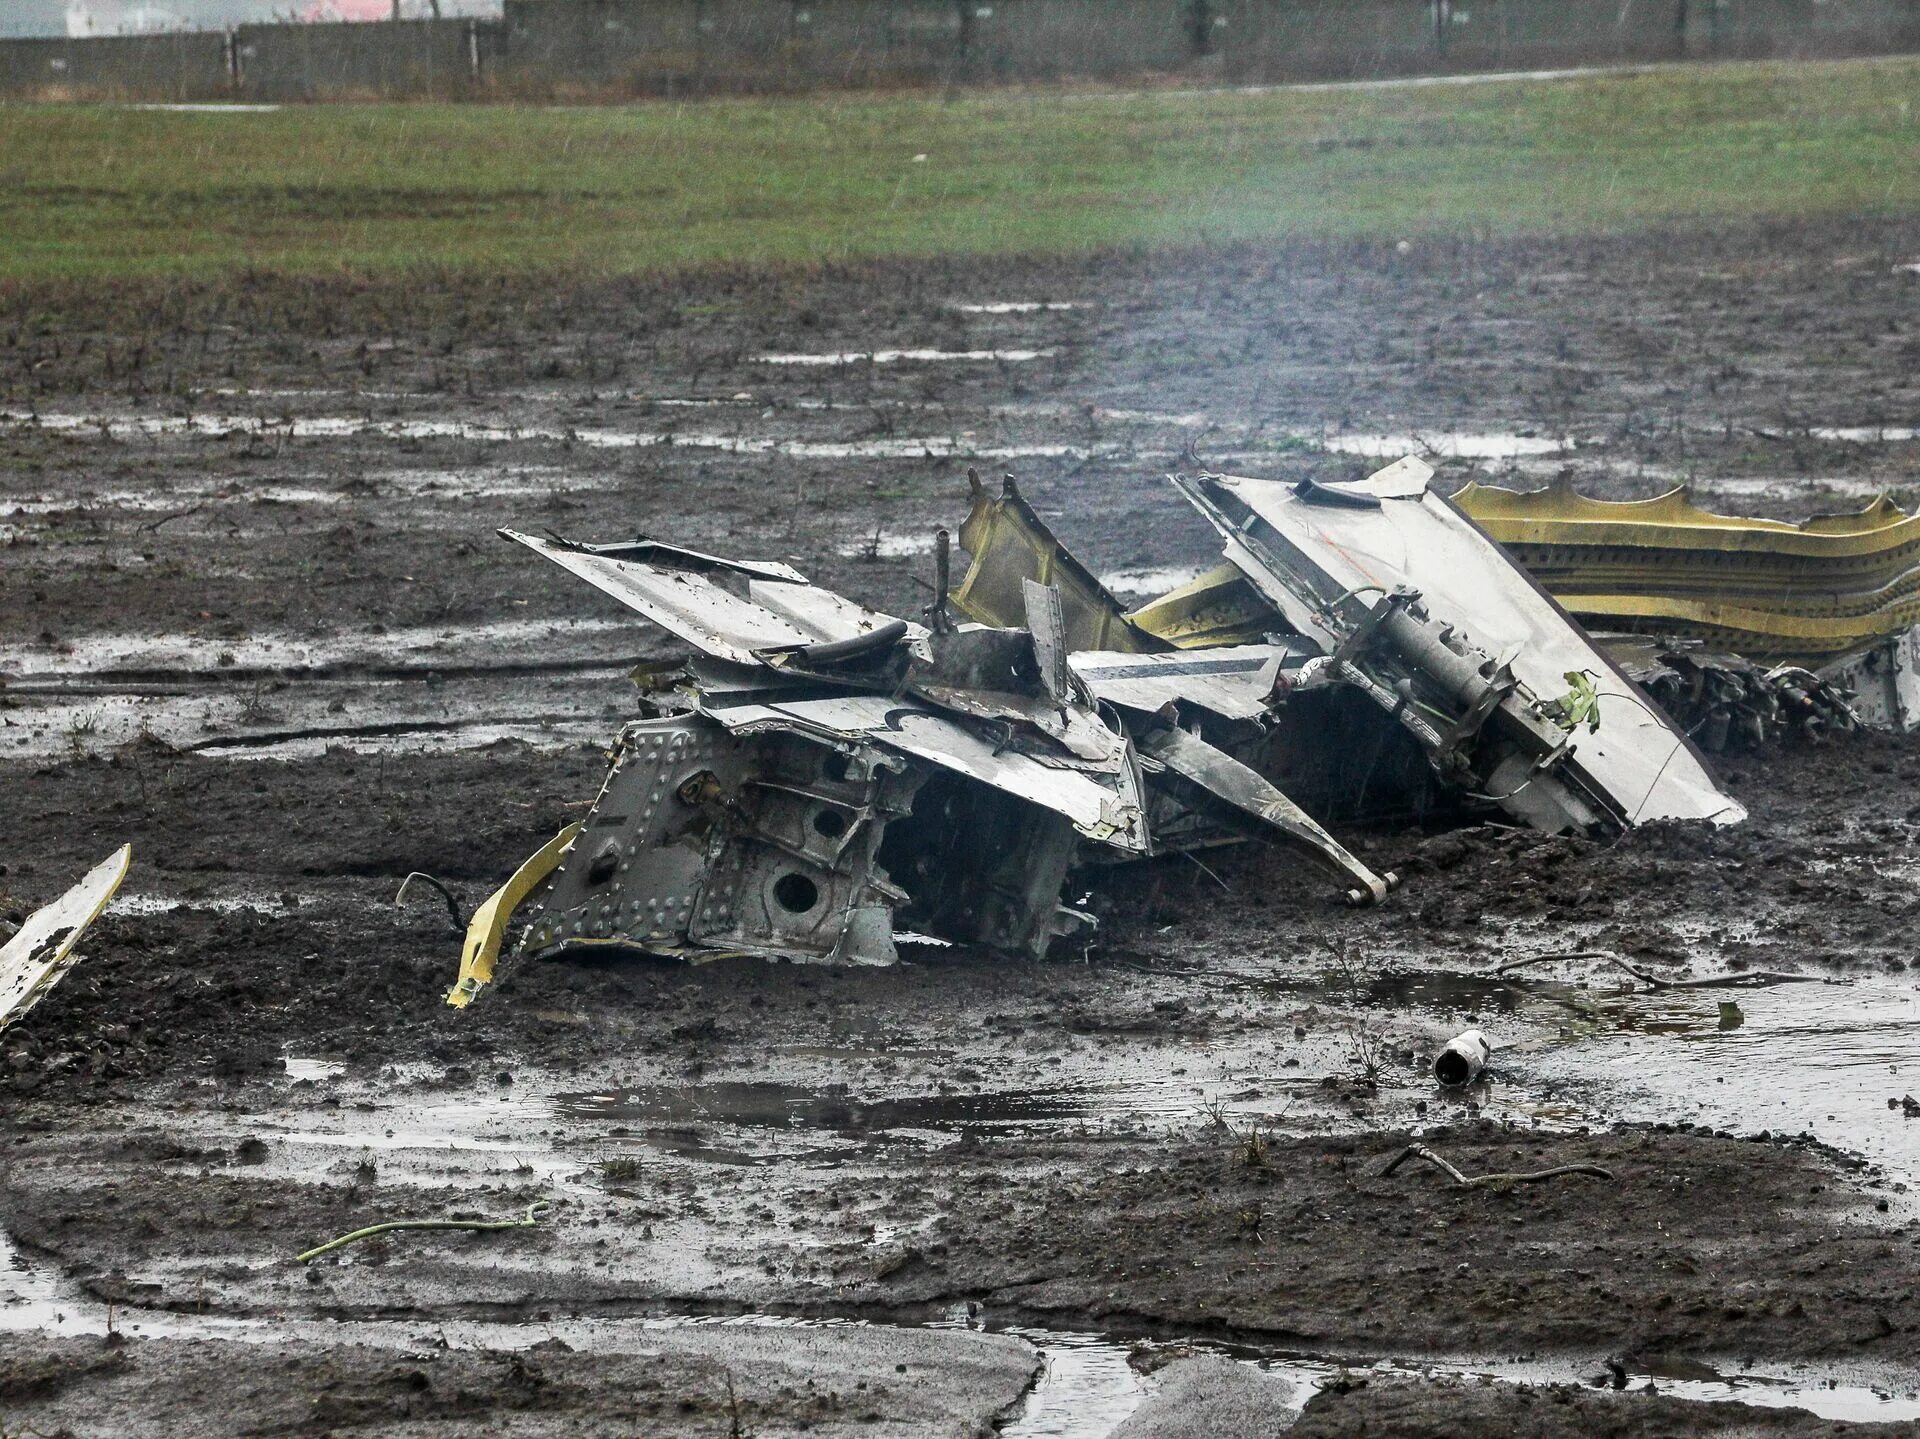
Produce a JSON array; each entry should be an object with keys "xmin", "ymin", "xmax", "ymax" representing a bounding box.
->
[{"xmin": 4, "ymin": 224, "xmax": 1920, "ymax": 1434}]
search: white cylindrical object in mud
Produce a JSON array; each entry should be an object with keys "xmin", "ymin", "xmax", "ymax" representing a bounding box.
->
[{"xmin": 1434, "ymin": 1029, "xmax": 1491, "ymax": 1087}]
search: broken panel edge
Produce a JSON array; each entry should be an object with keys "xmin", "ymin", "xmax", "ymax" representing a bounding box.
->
[
  {"xmin": 445, "ymin": 822, "xmax": 582, "ymax": 1009},
  {"xmin": 0, "ymin": 844, "xmax": 132, "ymax": 1035}
]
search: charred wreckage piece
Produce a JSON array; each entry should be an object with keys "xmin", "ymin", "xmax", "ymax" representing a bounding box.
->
[{"xmin": 447, "ymin": 458, "xmax": 1741, "ymax": 1004}]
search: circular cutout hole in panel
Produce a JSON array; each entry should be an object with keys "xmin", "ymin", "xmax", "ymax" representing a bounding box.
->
[{"xmin": 773, "ymin": 872, "xmax": 821, "ymax": 914}]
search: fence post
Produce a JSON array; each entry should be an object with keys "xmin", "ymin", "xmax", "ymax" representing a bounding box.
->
[{"xmin": 224, "ymin": 27, "xmax": 239, "ymax": 93}]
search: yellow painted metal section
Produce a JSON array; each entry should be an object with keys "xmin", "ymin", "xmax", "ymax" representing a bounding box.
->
[
  {"xmin": 445, "ymin": 822, "xmax": 580, "ymax": 1010},
  {"xmin": 951, "ymin": 476, "xmax": 1291, "ymax": 652},
  {"xmin": 1455, "ymin": 478, "xmax": 1920, "ymax": 557},
  {"xmin": 1453, "ymin": 478, "xmax": 1920, "ymax": 663},
  {"xmin": 951, "ymin": 473, "xmax": 1164, "ymax": 653},
  {"xmin": 1125, "ymin": 563, "xmax": 1278, "ymax": 649}
]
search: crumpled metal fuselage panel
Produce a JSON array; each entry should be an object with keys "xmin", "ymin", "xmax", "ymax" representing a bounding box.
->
[
  {"xmin": 952, "ymin": 472, "xmax": 1166, "ymax": 654},
  {"xmin": 520, "ymin": 715, "xmax": 921, "ymax": 966},
  {"xmin": 699, "ymin": 691, "xmax": 1151, "ymax": 855},
  {"xmin": 1453, "ymin": 479, "xmax": 1920, "ymax": 665},
  {"xmin": 1174, "ymin": 463, "xmax": 1744, "ymax": 831}
]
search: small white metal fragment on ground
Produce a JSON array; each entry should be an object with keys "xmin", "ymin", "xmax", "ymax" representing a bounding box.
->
[
  {"xmin": 0, "ymin": 846, "xmax": 132, "ymax": 1034},
  {"xmin": 1434, "ymin": 1029, "xmax": 1491, "ymax": 1086}
]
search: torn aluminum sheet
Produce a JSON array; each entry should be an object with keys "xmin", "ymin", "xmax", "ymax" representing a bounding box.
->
[
  {"xmin": 503, "ymin": 529, "xmax": 922, "ymax": 670},
  {"xmin": 0, "ymin": 846, "xmax": 131, "ymax": 1034},
  {"xmin": 1070, "ymin": 643, "xmax": 1317, "ymax": 723},
  {"xmin": 450, "ymin": 529, "xmax": 1184, "ymax": 1001},
  {"xmin": 1174, "ymin": 460, "xmax": 1744, "ymax": 832},
  {"xmin": 699, "ymin": 691, "xmax": 1147, "ymax": 852},
  {"xmin": 1134, "ymin": 724, "xmax": 1391, "ymax": 904},
  {"xmin": 952, "ymin": 471, "xmax": 1166, "ymax": 653},
  {"xmin": 505, "ymin": 529, "xmax": 818, "ymax": 667},
  {"xmin": 1453, "ymin": 479, "xmax": 1920, "ymax": 665},
  {"xmin": 1820, "ymin": 624, "xmax": 1920, "ymax": 732}
]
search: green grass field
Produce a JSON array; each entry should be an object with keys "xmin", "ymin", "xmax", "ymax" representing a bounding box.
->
[{"xmin": 1, "ymin": 56, "xmax": 1916, "ymax": 281}]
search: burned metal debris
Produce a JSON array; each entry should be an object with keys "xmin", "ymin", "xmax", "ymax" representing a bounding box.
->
[{"xmin": 447, "ymin": 458, "xmax": 1744, "ymax": 1001}]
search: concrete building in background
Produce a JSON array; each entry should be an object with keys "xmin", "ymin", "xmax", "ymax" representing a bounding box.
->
[{"xmin": 0, "ymin": 0, "xmax": 499, "ymax": 36}]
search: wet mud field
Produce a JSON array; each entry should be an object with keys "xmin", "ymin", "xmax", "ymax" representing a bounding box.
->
[{"xmin": 4, "ymin": 217, "xmax": 1920, "ymax": 1435}]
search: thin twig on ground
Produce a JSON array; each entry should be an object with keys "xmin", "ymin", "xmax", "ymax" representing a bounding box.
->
[
  {"xmin": 134, "ymin": 503, "xmax": 206, "ymax": 533},
  {"xmin": 1381, "ymin": 1143, "xmax": 1614, "ymax": 1189}
]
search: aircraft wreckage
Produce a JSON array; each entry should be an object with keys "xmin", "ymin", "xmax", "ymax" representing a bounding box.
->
[{"xmin": 446, "ymin": 457, "xmax": 1743, "ymax": 1004}]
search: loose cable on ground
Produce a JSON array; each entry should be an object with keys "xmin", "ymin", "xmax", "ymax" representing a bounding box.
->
[{"xmin": 297, "ymin": 1200, "xmax": 551, "ymax": 1263}]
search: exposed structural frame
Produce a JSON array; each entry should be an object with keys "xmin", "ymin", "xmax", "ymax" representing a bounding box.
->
[{"xmin": 447, "ymin": 457, "xmax": 1742, "ymax": 1006}]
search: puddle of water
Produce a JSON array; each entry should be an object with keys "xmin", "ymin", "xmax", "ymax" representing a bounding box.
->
[
  {"xmin": 1318, "ymin": 431, "xmax": 1574, "ymax": 459},
  {"xmin": 192, "ymin": 719, "xmax": 607, "ymax": 761},
  {"xmin": 950, "ymin": 302, "xmax": 1084, "ymax": 314},
  {"xmin": 994, "ymin": 1325, "xmax": 1147, "ymax": 1436},
  {"xmin": 1089, "ymin": 406, "xmax": 1214, "ymax": 428},
  {"xmin": 0, "ymin": 616, "xmax": 630, "ymax": 680},
  {"xmin": 4, "ymin": 484, "xmax": 345, "ymax": 513},
  {"xmin": 750, "ymin": 436, "xmax": 1086, "ymax": 459},
  {"xmin": 0, "ymin": 658, "xmax": 626, "ymax": 762},
  {"xmin": 4, "ymin": 1218, "xmax": 1911, "ymax": 1432},
  {"xmin": 0, "ymin": 409, "xmax": 1087, "ymax": 463},
  {"xmin": 753, "ymin": 350, "xmax": 1055, "ymax": 365},
  {"xmin": 1809, "ymin": 425, "xmax": 1920, "ymax": 444},
  {"xmin": 1527, "ymin": 976, "xmax": 1920, "ymax": 1185},
  {"xmin": 108, "ymin": 892, "xmax": 289, "ymax": 919},
  {"xmin": 0, "ymin": 687, "xmax": 613, "ymax": 763},
  {"xmin": 282, "ymin": 1055, "xmax": 348, "ymax": 1082},
  {"xmin": 549, "ymin": 1076, "xmax": 1305, "ymax": 1141},
  {"xmin": 1696, "ymin": 476, "xmax": 1917, "ymax": 502},
  {"xmin": 836, "ymin": 531, "xmax": 939, "ymax": 558},
  {"xmin": 1349, "ymin": 963, "xmax": 1920, "ymax": 1190}
]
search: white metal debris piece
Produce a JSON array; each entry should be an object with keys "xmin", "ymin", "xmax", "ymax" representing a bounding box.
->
[
  {"xmin": 0, "ymin": 846, "xmax": 132, "ymax": 1034},
  {"xmin": 702, "ymin": 692, "xmax": 1149, "ymax": 852},
  {"xmin": 1175, "ymin": 460, "xmax": 1744, "ymax": 830}
]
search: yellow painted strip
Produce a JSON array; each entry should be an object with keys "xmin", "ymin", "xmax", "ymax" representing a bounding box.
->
[
  {"xmin": 445, "ymin": 823, "xmax": 580, "ymax": 1010},
  {"xmin": 1557, "ymin": 592, "xmax": 1920, "ymax": 654},
  {"xmin": 1126, "ymin": 563, "xmax": 1278, "ymax": 649},
  {"xmin": 1455, "ymin": 478, "xmax": 1920, "ymax": 558}
]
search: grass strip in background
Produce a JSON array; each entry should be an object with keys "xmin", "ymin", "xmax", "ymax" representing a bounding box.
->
[{"xmin": 0, "ymin": 56, "xmax": 1915, "ymax": 280}]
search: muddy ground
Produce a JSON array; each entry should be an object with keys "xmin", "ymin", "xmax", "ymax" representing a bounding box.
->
[{"xmin": 2, "ymin": 216, "xmax": 1919, "ymax": 1435}]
